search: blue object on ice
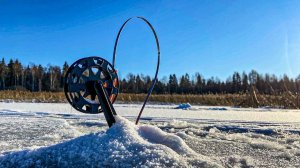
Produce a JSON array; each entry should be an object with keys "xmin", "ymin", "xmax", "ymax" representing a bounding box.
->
[{"xmin": 175, "ymin": 103, "xmax": 192, "ymax": 110}]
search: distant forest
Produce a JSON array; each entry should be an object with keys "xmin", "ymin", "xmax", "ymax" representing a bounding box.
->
[{"xmin": 0, "ymin": 58, "xmax": 300, "ymax": 95}]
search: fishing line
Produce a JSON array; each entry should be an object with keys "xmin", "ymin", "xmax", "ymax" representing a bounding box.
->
[{"xmin": 112, "ymin": 17, "xmax": 160, "ymax": 125}]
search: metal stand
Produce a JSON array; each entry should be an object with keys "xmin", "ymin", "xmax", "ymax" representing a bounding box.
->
[{"xmin": 94, "ymin": 81, "xmax": 116, "ymax": 127}]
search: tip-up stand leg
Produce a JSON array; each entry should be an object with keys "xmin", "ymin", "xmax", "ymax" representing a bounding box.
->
[{"xmin": 94, "ymin": 81, "xmax": 116, "ymax": 127}]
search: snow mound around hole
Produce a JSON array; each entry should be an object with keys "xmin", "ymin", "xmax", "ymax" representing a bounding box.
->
[{"xmin": 0, "ymin": 116, "xmax": 220, "ymax": 168}]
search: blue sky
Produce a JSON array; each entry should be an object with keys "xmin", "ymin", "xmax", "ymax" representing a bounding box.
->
[{"xmin": 1, "ymin": 0, "xmax": 300, "ymax": 80}]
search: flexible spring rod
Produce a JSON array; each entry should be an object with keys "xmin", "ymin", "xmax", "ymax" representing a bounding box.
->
[{"xmin": 112, "ymin": 17, "xmax": 160, "ymax": 125}]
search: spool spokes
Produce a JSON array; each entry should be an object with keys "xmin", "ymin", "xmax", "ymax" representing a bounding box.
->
[{"xmin": 64, "ymin": 56, "xmax": 119, "ymax": 114}]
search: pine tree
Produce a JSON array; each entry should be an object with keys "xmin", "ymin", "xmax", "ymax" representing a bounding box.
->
[
  {"xmin": 126, "ymin": 73, "xmax": 136, "ymax": 93},
  {"xmin": 142, "ymin": 75, "xmax": 152, "ymax": 93},
  {"xmin": 168, "ymin": 74, "xmax": 178, "ymax": 94},
  {"xmin": 242, "ymin": 72, "xmax": 249, "ymax": 93},
  {"xmin": 0, "ymin": 58, "xmax": 7, "ymax": 89},
  {"xmin": 7, "ymin": 59, "xmax": 16, "ymax": 88},
  {"xmin": 36, "ymin": 65, "xmax": 44, "ymax": 92},
  {"xmin": 31, "ymin": 64, "xmax": 38, "ymax": 91},
  {"xmin": 135, "ymin": 75, "xmax": 143, "ymax": 93},
  {"xmin": 195, "ymin": 73, "xmax": 204, "ymax": 94},
  {"xmin": 62, "ymin": 61, "xmax": 69, "ymax": 77},
  {"xmin": 13, "ymin": 59, "xmax": 22, "ymax": 88},
  {"xmin": 179, "ymin": 73, "xmax": 191, "ymax": 94},
  {"xmin": 232, "ymin": 72, "xmax": 242, "ymax": 93},
  {"xmin": 61, "ymin": 61, "xmax": 69, "ymax": 88}
]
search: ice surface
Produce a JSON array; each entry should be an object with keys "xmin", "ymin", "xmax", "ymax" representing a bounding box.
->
[
  {"xmin": 0, "ymin": 102, "xmax": 300, "ymax": 167},
  {"xmin": 1, "ymin": 102, "xmax": 300, "ymax": 122}
]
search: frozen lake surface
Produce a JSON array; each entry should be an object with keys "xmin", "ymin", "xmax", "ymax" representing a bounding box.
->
[{"xmin": 0, "ymin": 102, "xmax": 300, "ymax": 167}]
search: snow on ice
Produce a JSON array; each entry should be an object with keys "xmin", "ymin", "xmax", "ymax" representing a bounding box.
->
[
  {"xmin": 0, "ymin": 116, "xmax": 219, "ymax": 167},
  {"xmin": 0, "ymin": 102, "xmax": 300, "ymax": 167}
]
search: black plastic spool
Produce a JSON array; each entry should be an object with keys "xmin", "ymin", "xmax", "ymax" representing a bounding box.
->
[{"xmin": 64, "ymin": 56, "xmax": 119, "ymax": 114}]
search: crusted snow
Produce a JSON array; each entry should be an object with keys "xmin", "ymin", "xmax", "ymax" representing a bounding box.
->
[
  {"xmin": 0, "ymin": 116, "xmax": 219, "ymax": 167},
  {"xmin": 0, "ymin": 102, "xmax": 300, "ymax": 167}
]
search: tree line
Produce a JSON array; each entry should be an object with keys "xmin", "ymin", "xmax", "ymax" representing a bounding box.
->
[
  {"xmin": 0, "ymin": 58, "xmax": 68, "ymax": 92},
  {"xmin": 1, "ymin": 58, "xmax": 300, "ymax": 95}
]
